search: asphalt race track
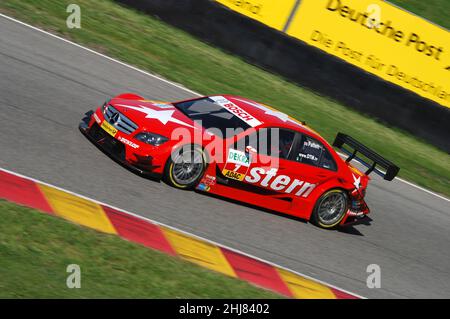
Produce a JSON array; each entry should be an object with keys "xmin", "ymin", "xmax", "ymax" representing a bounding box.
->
[{"xmin": 1, "ymin": 15, "xmax": 450, "ymax": 298}]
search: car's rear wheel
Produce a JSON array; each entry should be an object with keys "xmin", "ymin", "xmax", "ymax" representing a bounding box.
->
[
  {"xmin": 164, "ymin": 145, "xmax": 206, "ymax": 189},
  {"xmin": 311, "ymin": 189, "xmax": 348, "ymax": 229}
]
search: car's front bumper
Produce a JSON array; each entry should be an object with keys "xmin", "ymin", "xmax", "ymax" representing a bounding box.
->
[{"xmin": 79, "ymin": 110, "xmax": 162, "ymax": 177}]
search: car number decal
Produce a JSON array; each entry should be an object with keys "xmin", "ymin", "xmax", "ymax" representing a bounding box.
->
[{"xmin": 222, "ymin": 149, "xmax": 251, "ymax": 181}]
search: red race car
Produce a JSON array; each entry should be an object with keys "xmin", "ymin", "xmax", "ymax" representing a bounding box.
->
[{"xmin": 80, "ymin": 94, "xmax": 399, "ymax": 228}]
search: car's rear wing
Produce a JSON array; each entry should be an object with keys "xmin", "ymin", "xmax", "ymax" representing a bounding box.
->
[{"xmin": 332, "ymin": 133, "xmax": 400, "ymax": 181}]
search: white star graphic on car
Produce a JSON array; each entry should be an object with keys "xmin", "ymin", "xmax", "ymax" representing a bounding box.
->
[
  {"xmin": 115, "ymin": 104, "xmax": 195, "ymax": 128},
  {"xmin": 353, "ymin": 174, "xmax": 361, "ymax": 189}
]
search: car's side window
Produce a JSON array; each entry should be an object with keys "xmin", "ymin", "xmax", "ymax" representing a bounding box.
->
[
  {"xmin": 318, "ymin": 147, "xmax": 337, "ymax": 171},
  {"xmin": 235, "ymin": 128, "xmax": 296, "ymax": 160},
  {"xmin": 292, "ymin": 134, "xmax": 337, "ymax": 171}
]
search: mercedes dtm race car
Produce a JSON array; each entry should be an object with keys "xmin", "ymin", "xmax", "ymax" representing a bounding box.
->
[{"xmin": 80, "ymin": 94, "xmax": 399, "ymax": 229}]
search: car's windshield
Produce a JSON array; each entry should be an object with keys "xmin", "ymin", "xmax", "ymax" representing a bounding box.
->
[{"xmin": 174, "ymin": 97, "xmax": 252, "ymax": 138}]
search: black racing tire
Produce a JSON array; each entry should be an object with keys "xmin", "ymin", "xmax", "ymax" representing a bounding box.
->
[
  {"xmin": 311, "ymin": 189, "xmax": 349, "ymax": 229},
  {"xmin": 164, "ymin": 145, "xmax": 206, "ymax": 190}
]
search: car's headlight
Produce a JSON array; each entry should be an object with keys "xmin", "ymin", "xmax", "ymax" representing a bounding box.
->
[{"xmin": 135, "ymin": 132, "xmax": 169, "ymax": 146}]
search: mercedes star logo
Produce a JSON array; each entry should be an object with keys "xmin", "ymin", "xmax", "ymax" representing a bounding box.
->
[{"xmin": 110, "ymin": 112, "xmax": 120, "ymax": 125}]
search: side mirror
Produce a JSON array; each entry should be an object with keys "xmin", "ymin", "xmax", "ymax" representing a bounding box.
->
[{"xmin": 246, "ymin": 145, "xmax": 257, "ymax": 153}]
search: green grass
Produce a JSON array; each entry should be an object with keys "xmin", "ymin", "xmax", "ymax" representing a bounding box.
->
[
  {"xmin": 0, "ymin": 200, "xmax": 281, "ymax": 298},
  {"xmin": 389, "ymin": 0, "xmax": 450, "ymax": 30},
  {"xmin": 0, "ymin": 0, "xmax": 449, "ymax": 197}
]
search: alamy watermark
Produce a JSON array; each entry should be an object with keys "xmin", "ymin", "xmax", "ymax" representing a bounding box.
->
[
  {"xmin": 366, "ymin": 264, "xmax": 381, "ymax": 289},
  {"xmin": 66, "ymin": 264, "xmax": 81, "ymax": 289},
  {"xmin": 66, "ymin": 4, "xmax": 81, "ymax": 29}
]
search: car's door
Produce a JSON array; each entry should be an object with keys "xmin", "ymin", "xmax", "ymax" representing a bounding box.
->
[
  {"xmin": 219, "ymin": 127, "xmax": 310, "ymax": 205},
  {"xmin": 242, "ymin": 127, "xmax": 337, "ymax": 201}
]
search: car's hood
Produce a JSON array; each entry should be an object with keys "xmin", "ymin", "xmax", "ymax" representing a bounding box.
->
[{"xmin": 109, "ymin": 98, "xmax": 199, "ymax": 136}]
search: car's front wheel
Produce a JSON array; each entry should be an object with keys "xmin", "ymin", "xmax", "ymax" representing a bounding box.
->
[
  {"xmin": 311, "ymin": 189, "xmax": 349, "ymax": 229},
  {"xmin": 164, "ymin": 145, "xmax": 206, "ymax": 189}
]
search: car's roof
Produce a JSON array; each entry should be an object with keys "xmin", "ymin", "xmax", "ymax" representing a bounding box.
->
[{"xmin": 210, "ymin": 95, "xmax": 329, "ymax": 145}]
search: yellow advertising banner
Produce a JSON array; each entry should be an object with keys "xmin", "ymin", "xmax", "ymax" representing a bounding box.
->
[
  {"xmin": 287, "ymin": 0, "xmax": 450, "ymax": 108},
  {"xmin": 215, "ymin": 0, "xmax": 297, "ymax": 30}
]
